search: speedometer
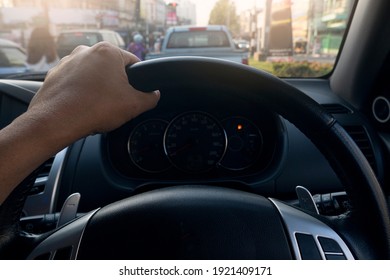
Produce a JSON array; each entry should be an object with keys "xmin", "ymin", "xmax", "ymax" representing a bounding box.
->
[
  {"xmin": 164, "ymin": 112, "xmax": 227, "ymax": 173},
  {"xmin": 128, "ymin": 119, "xmax": 171, "ymax": 173}
]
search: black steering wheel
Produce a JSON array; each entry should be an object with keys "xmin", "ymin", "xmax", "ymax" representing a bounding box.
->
[{"xmin": 1, "ymin": 57, "xmax": 389, "ymax": 259}]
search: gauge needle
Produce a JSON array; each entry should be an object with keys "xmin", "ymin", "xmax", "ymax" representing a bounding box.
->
[{"xmin": 171, "ymin": 141, "xmax": 193, "ymax": 156}]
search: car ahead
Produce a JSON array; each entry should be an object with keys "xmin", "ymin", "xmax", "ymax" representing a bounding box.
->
[
  {"xmin": 234, "ymin": 39, "xmax": 250, "ymax": 52},
  {"xmin": 0, "ymin": 38, "xmax": 26, "ymax": 75},
  {"xmin": 56, "ymin": 29, "xmax": 125, "ymax": 58},
  {"xmin": 0, "ymin": 0, "xmax": 390, "ymax": 262},
  {"xmin": 145, "ymin": 25, "xmax": 249, "ymax": 64}
]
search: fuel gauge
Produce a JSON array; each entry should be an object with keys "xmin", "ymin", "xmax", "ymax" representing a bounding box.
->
[{"xmin": 220, "ymin": 117, "xmax": 263, "ymax": 171}]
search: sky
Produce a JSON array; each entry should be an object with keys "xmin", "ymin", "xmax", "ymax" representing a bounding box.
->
[{"xmin": 195, "ymin": 0, "xmax": 260, "ymax": 25}]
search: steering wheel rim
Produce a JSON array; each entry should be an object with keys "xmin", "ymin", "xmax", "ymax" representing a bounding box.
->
[
  {"xmin": 125, "ymin": 57, "xmax": 390, "ymax": 259},
  {"xmin": 1, "ymin": 57, "xmax": 389, "ymax": 260}
]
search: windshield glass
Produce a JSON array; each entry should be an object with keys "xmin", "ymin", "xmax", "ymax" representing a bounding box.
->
[{"xmin": 0, "ymin": 0, "xmax": 355, "ymax": 77}]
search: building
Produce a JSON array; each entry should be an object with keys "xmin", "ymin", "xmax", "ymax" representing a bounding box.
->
[
  {"xmin": 174, "ymin": 0, "xmax": 196, "ymax": 25},
  {"xmin": 0, "ymin": 0, "xmax": 139, "ymax": 46},
  {"xmin": 317, "ymin": 0, "xmax": 354, "ymax": 55},
  {"xmin": 238, "ymin": 0, "xmax": 354, "ymax": 59},
  {"xmin": 0, "ymin": 0, "xmax": 138, "ymax": 29},
  {"xmin": 0, "ymin": 0, "xmax": 199, "ymax": 45}
]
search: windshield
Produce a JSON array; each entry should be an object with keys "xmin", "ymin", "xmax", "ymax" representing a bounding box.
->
[{"xmin": 0, "ymin": 0, "xmax": 355, "ymax": 78}]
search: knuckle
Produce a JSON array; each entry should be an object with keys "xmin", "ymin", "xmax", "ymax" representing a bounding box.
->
[
  {"xmin": 93, "ymin": 41, "xmax": 116, "ymax": 53},
  {"xmin": 71, "ymin": 44, "xmax": 87, "ymax": 54}
]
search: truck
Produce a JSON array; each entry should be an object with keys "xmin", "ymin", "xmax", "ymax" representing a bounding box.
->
[{"xmin": 145, "ymin": 25, "xmax": 249, "ymax": 65}]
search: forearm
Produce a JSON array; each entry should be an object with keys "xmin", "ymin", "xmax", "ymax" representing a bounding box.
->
[
  {"xmin": 0, "ymin": 43, "xmax": 160, "ymax": 205},
  {"xmin": 0, "ymin": 112, "xmax": 74, "ymax": 204}
]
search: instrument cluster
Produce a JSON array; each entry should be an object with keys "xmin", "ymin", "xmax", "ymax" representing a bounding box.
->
[
  {"xmin": 107, "ymin": 108, "xmax": 283, "ymax": 181},
  {"xmin": 128, "ymin": 111, "xmax": 264, "ymax": 174}
]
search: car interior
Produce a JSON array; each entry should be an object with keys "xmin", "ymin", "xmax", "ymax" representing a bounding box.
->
[{"xmin": 0, "ymin": 0, "xmax": 389, "ymax": 260}]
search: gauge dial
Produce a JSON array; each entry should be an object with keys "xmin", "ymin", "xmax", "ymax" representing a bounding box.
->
[
  {"xmin": 220, "ymin": 117, "xmax": 263, "ymax": 170},
  {"xmin": 128, "ymin": 119, "xmax": 171, "ymax": 173},
  {"xmin": 164, "ymin": 112, "xmax": 227, "ymax": 173}
]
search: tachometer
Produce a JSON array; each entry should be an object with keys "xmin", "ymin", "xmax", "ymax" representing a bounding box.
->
[
  {"xmin": 164, "ymin": 112, "xmax": 227, "ymax": 173},
  {"xmin": 128, "ymin": 119, "xmax": 171, "ymax": 173},
  {"xmin": 220, "ymin": 117, "xmax": 263, "ymax": 170}
]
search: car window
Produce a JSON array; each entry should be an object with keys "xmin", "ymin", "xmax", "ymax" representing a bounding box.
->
[
  {"xmin": 57, "ymin": 33, "xmax": 100, "ymax": 47},
  {"xmin": 167, "ymin": 30, "xmax": 230, "ymax": 48},
  {"xmin": 0, "ymin": 47, "xmax": 26, "ymax": 67}
]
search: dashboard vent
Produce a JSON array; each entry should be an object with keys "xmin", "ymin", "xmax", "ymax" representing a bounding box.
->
[
  {"xmin": 322, "ymin": 104, "xmax": 352, "ymax": 114},
  {"xmin": 343, "ymin": 126, "xmax": 377, "ymax": 173},
  {"xmin": 29, "ymin": 157, "xmax": 55, "ymax": 195}
]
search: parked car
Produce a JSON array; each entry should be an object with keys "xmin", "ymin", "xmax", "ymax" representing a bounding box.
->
[
  {"xmin": 0, "ymin": 38, "xmax": 26, "ymax": 75},
  {"xmin": 56, "ymin": 29, "xmax": 125, "ymax": 58},
  {"xmin": 0, "ymin": 0, "xmax": 390, "ymax": 262}
]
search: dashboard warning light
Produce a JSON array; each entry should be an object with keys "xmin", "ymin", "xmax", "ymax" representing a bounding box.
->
[{"xmin": 237, "ymin": 124, "xmax": 243, "ymax": 131}]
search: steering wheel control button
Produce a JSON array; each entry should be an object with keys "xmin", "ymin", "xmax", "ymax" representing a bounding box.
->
[
  {"xmin": 320, "ymin": 238, "xmax": 346, "ymax": 260},
  {"xmin": 325, "ymin": 254, "xmax": 347, "ymax": 260},
  {"xmin": 318, "ymin": 237, "xmax": 344, "ymax": 253},
  {"xmin": 270, "ymin": 199, "xmax": 355, "ymax": 260},
  {"xmin": 295, "ymin": 233, "xmax": 322, "ymax": 260}
]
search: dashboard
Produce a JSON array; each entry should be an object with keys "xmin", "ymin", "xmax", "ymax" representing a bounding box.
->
[{"xmin": 0, "ymin": 78, "xmax": 385, "ymax": 215}]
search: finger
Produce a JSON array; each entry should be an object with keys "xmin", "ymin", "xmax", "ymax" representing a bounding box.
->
[
  {"xmin": 119, "ymin": 48, "xmax": 141, "ymax": 66},
  {"xmin": 132, "ymin": 89, "xmax": 161, "ymax": 115},
  {"xmin": 70, "ymin": 44, "xmax": 89, "ymax": 55}
]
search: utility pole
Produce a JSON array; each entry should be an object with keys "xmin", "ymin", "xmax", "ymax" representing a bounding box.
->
[
  {"xmin": 42, "ymin": 0, "xmax": 50, "ymax": 27},
  {"xmin": 263, "ymin": 0, "xmax": 272, "ymax": 57},
  {"xmin": 135, "ymin": 0, "xmax": 141, "ymax": 29}
]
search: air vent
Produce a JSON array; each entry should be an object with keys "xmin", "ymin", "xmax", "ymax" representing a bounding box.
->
[
  {"xmin": 322, "ymin": 104, "xmax": 352, "ymax": 115},
  {"xmin": 372, "ymin": 96, "xmax": 390, "ymax": 123},
  {"xmin": 343, "ymin": 126, "xmax": 377, "ymax": 173},
  {"xmin": 29, "ymin": 157, "xmax": 55, "ymax": 195}
]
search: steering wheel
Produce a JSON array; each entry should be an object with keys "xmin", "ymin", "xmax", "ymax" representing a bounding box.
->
[{"xmin": 1, "ymin": 57, "xmax": 389, "ymax": 260}]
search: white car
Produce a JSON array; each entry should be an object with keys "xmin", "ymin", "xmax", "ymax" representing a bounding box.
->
[
  {"xmin": 56, "ymin": 29, "xmax": 126, "ymax": 58},
  {"xmin": 0, "ymin": 38, "xmax": 26, "ymax": 75}
]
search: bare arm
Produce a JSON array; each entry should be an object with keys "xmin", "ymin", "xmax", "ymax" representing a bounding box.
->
[{"xmin": 0, "ymin": 42, "xmax": 160, "ymax": 204}]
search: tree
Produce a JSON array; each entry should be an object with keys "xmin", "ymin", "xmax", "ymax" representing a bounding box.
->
[{"xmin": 208, "ymin": 0, "xmax": 240, "ymax": 36}]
